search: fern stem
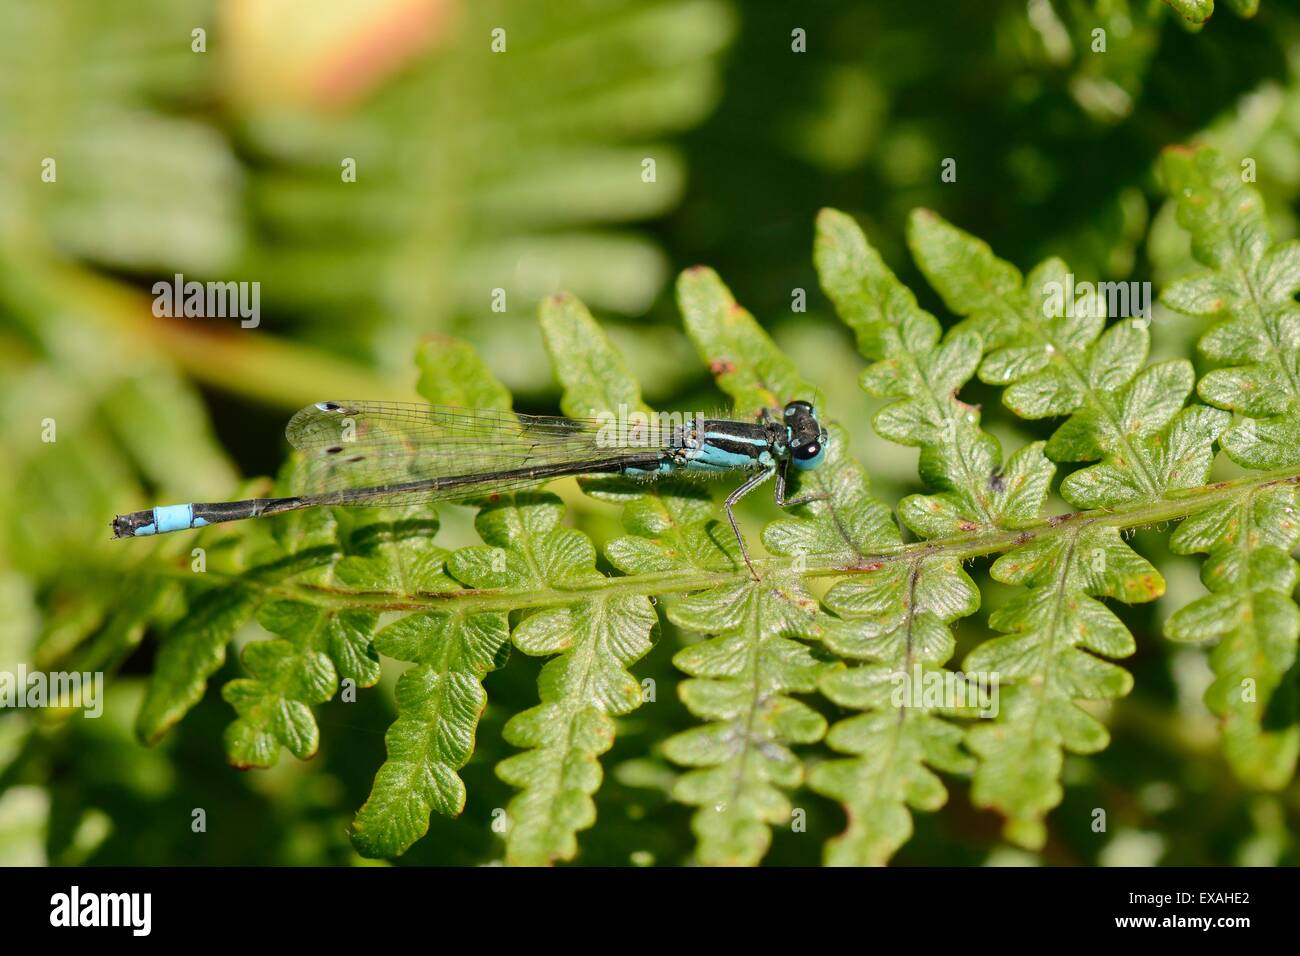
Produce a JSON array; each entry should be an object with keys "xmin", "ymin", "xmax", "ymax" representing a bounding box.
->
[{"xmin": 111, "ymin": 465, "xmax": 1300, "ymax": 615}]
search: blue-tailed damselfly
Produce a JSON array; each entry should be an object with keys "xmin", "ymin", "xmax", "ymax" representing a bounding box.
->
[{"xmin": 112, "ymin": 399, "xmax": 830, "ymax": 578}]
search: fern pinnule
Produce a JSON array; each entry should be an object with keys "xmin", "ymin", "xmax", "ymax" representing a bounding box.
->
[{"xmin": 1160, "ymin": 145, "xmax": 1300, "ymax": 788}]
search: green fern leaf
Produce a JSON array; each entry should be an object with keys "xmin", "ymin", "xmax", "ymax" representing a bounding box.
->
[
  {"xmin": 222, "ymin": 601, "xmax": 368, "ymax": 765},
  {"xmin": 964, "ymin": 527, "xmax": 1156, "ymax": 848},
  {"xmin": 806, "ymin": 209, "xmax": 999, "ymax": 863},
  {"xmin": 238, "ymin": 0, "xmax": 736, "ymax": 392},
  {"xmin": 132, "ymin": 341, "xmax": 509, "ymax": 857},
  {"xmin": 906, "ymin": 208, "xmax": 1227, "ymax": 847},
  {"xmin": 136, "ymin": 587, "xmax": 258, "ymax": 744},
  {"xmin": 1162, "ymin": 0, "xmax": 1259, "ymax": 22},
  {"xmin": 1160, "ymin": 145, "xmax": 1300, "ymax": 788},
  {"xmin": 660, "ymin": 581, "xmax": 824, "ymax": 866},
  {"xmin": 1160, "ymin": 146, "xmax": 1300, "ymax": 471},
  {"xmin": 816, "ymin": 208, "xmax": 1054, "ymax": 537},
  {"xmin": 351, "ymin": 602, "xmax": 508, "ymax": 857},
  {"xmin": 479, "ymin": 497, "xmax": 656, "ymax": 866},
  {"xmin": 649, "ymin": 267, "xmax": 834, "ymax": 865},
  {"xmin": 352, "ymin": 341, "xmax": 520, "ymax": 858},
  {"xmin": 115, "ymin": 183, "xmax": 1300, "ymax": 867},
  {"xmin": 1165, "ymin": 489, "xmax": 1300, "ymax": 787},
  {"xmin": 1162, "ymin": 0, "xmax": 1215, "ymax": 23},
  {"xmin": 538, "ymin": 292, "xmax": 728, "ymax": 576}
]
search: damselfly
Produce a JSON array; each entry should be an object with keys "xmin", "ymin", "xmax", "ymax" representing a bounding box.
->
[{"xmin": 112, "ymin": 399, "xmax": 831, "ymax": 578}]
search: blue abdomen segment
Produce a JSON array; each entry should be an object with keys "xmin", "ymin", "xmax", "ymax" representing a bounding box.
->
[
  {"xmin": 114, "ymin": 498, "xmax": 270, "ymax": 539},
  {"xmin": 135, "ymin": 504, "xmax": 209, "ymax": 536}
]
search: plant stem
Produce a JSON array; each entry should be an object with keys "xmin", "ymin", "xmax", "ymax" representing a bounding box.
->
[{"xmin": 118, "ymin": 465, "xmax": 1300, "ymax": 613}]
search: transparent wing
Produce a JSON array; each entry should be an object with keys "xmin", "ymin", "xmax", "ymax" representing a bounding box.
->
[{"xmin": 284, "ymin": 400, "xmax": 655, "ymax": 504}]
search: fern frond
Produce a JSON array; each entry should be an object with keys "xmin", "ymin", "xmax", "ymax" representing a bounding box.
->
[
  {"xmin": 1161, "ymin": 147, "xmax": 1300, "ymax": 470},
  {"xmin": 806, "ymin": 209, "xmax": 1000, "ymax": 863},
  {"xmin": 539, "ymin": 293, "xmax": 728, "ymax": 577},
  {"xmin": 1164, "ymin": 490, "xmax": 1300, "ymax": 787},
  {"xmin": 352, "ymin": 599, "xmax": 508, "ymax": 856},
  {"xmin": 1160, "ymin": 145, "xmax": 1300, "ymax": 788},
  {"xmin": 221, "ymin": 601, "xmax": 373, "ymax": 766},
  {"xmin": 1162, "ymin": 0, "xmax": 1260, "ymax": 24},
  {"xmin": 336, "ymin": 510, "xmax": 495, "ymax": 857},
  {"xmin": 907, "ymin": 209, "xmax": 1226, "ymax": 847},
  {"xmin": 816, "ymin": 209, "xmax": 1055, "ymax": 536},
  {"xmin": 810, "ymin": 549, "xmax": 977, "ymax": 865},
  {"xmin": 636, "ymin": 269, "xmax": 830, "ymax": 865},
  {"xmin": 120, "ymin": 181, "xmax": 1300, "ymax": 866},
  {"xmin": 236, "ymin": 0, "xmax": 735, "ymax": 389},
  {"xmin": 1163, "ymin": 0, "xmax": 1215, "ymax": 22},
  {"xmin": 478, "ymin": 496, "xmax": 656, "ymax": 866}
]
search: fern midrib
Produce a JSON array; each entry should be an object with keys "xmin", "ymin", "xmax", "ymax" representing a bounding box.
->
[
  {"xmin": 828, "ymin": 559, "xmax": 924, "ymax": 844},
  {"xmin": 422, "ymin": 611, "xmax": 476, "ymax": 797},
  {"xmin": 103, "ymin": 466, "xmax": 1300, "ymax": 617},
  {"xmin": 809, "ymin": 465, "xmax": 866, "ymax": 557},
  {"xmin": 1223, "ymin": 492, "xmax": 1278, "ymax": 698},
  {"xmin": 874, "ymin": 561, "xmax": 922, "ymax": 801},
  {"xmin": 901, "ymin": 559, "xmax": 921, "ymax": 729},
  {"xmin": 529, "ymin": 597, "xmax": 605, "ymax": 859},
  {"xmin": 1219, "ymin": 205, "xmax": 1300, "ymax": 397},
  {"xmin": 984, "ymin": 292, "xmax": 1161, "ymax": 495},
  {"xmin": 891, "ymin": 332, "xmax": 998, "ymax": 524},
  {"xmin": 1022, "ymin": 530, "xmax": 1080, "ymax": 750},
  {"xmin": 728, "ymin": 591, "xmax": 767, "ymax": 809}
]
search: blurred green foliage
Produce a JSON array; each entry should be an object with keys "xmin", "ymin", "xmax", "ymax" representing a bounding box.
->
[{"xmin": 1, "ymin": 0, "xmax": 1298, "ymax": 866}]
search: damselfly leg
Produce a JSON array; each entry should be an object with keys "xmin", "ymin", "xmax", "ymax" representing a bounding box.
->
[
  {"xmin": 724, "ymin": 467, "xmax": 775, "ymax": 581},
  {"xmin": 774, "ymin": 459, "xmax": 829, "ymax": 509},
  {"xmin": 724, "ymin": 461, "xmax": 832, "ymax": 580}
]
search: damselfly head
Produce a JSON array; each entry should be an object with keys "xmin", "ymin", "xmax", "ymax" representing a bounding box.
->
[{"xmin": 783, "ymin": 400, "xmax": 829, "ymax": 470}]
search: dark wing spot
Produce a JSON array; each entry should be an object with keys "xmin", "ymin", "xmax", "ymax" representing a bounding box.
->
[
  {"xmin": 326, "ymin": 446, "xmax": 343, "ymax": 454},
  {"xmin": 345, "ymin": 455, "xmax": 366, "ymax": 463}
]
